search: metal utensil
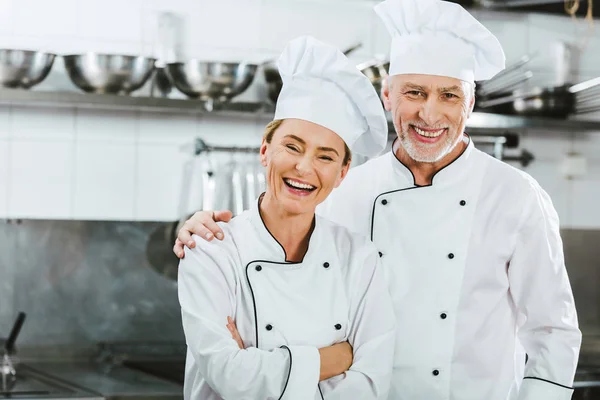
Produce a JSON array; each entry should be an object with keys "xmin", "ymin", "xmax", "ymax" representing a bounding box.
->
[
  {"xmin": 63, "ymin": 53, "xmax": 156, "ymax": 94},
  {"xmin": 3, "ymin": 313, "xmax": 26, "ymax": 355},
  {"xmin": 166, "ymin": 61, "xmax": 258, "ymax": 111},
  {"xmin": 1, "ymin": 312, "xmax": 25, "ymax": 392},
  {"xmin": 0, "ymin": 50, "xmax": 55, "ymax": 89},
  {"xmin": 263, "ymin": 43, "xmax": 363, "ymax": 103}
]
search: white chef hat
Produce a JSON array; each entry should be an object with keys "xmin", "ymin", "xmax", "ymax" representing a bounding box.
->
[
  {"xmin": 274, "ymin": 36, "xmax": 388, "ymax": 158},
  {"xmin": 374, "ymin": 0, "xmax": 506, "ymax": 83}
]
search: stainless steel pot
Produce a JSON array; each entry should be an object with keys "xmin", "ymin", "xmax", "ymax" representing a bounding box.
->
[
  {"xmin": 0, "ymin": 50, "xmax": 55, "ymax": 89},
  {"xmin": 63, "ymin": 53, "xmax": 156, "ymax": 94}
]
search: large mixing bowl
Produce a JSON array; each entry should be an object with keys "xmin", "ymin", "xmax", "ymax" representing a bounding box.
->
[
  {"xmin": 166, "ymin": 61, "xmax": 258, "ymax": 110},
  {"xmin": 0, "ymin": 49, "xmax": 56, "ymax": 89},
  {"xmin": 63, "ymin": 53, "xmax": 156, "ymax": 94}
]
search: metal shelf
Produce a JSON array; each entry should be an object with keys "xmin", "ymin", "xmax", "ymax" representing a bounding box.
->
[{"xmin": 1, "ymin": 88, "xmax": 600, "ymax": 131}]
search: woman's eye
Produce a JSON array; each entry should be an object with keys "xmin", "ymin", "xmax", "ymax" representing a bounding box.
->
[
  {"xmin": 320, "ymin": 156, "xmax": 334, "ymax": 161},
  {"xmin": 286, "ymin": 145, "xmax": 299, "ymax": 152}
]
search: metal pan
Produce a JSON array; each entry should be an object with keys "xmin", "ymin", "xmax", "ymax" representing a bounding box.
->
[{"xmin": 477, "ymin": 76, "xmax": 600, "ymax": 118}]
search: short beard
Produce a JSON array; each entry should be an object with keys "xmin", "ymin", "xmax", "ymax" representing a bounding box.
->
[{"xmin": 397, "ymin": 122, "xmax": 463, "ymax": 163}]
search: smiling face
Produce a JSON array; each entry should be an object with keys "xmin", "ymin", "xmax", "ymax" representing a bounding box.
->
[
  {"xmin": 260, "ymin": 118, "xmax": 351, "ymax": 216},
  {"xmin": 382, "ymin": 74, "xmax": 475, "ymax": 163}
]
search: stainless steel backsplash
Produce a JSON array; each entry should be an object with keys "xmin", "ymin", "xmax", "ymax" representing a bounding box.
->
[
  {"xmin": 0, "ymin": 220, "xmax": 598, "ymax": 352},
  {"xmin": 0, "ymin": 219, "xmax": 184, "ymax": 349}
]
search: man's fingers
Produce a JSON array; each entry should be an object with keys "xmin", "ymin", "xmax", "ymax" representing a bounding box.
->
[
  {"xmin": 173, "ymin": 239, "xmax": 185, "ymax": 259},
  {"xmin": 177, "ymin": 224, "xmax": 195, "ymax": 248},
  {"xmin": 214, "ymin": 210, "xmax": 233, "ymax": 223}
]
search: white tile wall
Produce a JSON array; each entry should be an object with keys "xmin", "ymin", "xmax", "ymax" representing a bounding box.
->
[
  {"xmin": 10, "ymin": 107, "xmax": 75, "ymax": 141},
  {"xmin": 138, "ymin": 113, "xmax": 198, "ymax": 144},
  {"xmin": 477, "ymin": 11, "xmax": 530, "ymax": 62},
  {"xmin": 0, "ymin": 0, "xmax": 13, "ymax": 35},
  {"xmin": 78, "ymin": 0, "xmax": 143, "ymax": 43},
  {"xmin": 134, "ymin": 143, "xmax": 188, "ymax": 221},
  {"xmin": 12, "ymin": 0, "xmax": 79, "ymax": 38},
  {"xmin": 573, "ymin": 132, "xmax": 600, "ymax": 162},
  {"xmin": 520, "ymin": 130, "xmax": 574, "ymax": 162},
  {"xmin": 521, "ymin": 160, "xmax": 572, "ymax": 226},
  {"xmin": 570, "ymin": 162, "xmax": 600, "ymax": 229},
  {"xmin": 0, "ymin": 140, "xmax": 8, "ymax": 217},
  {"xmin": 76, "ymin": 109, "xmax": 137, "ymax": 143},
  {"xmin": 260, "ymin": 0, "xmax": 373, "ymax": 60},
  {"xmin": 73, "ymin": 142, "xmax": 136, "ymax": 220},
  {"xmin": 0, "ymin": 106, "xmax": 9, "ymax": 139},
  {"xmin": 8, "ymin": 140, "xmax": 74, "ymax": 219},
  {"xmin": 195, "ymin": 0, "xmax": 263, "ymax": 51}
]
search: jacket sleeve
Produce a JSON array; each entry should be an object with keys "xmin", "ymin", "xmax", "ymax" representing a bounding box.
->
[
  {"xmin": 319, "ymin": 245, "xmax": 396, "ymax": 399},
  {"xmin": 507, "ymin": 182, "xmax": 581, "ymax": 400},
  {"xmin": 178, "ymin": 233, "xmax": 321, "ymax": 400}
]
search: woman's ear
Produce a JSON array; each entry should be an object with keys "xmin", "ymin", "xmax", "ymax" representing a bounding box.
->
[
  {"xmin": 260, "ymin": 138, "xmax": 268, "ymax": 166},
  {"xmin": 334, "ymin": 160, "xmax": 351, "ymax": 189}
]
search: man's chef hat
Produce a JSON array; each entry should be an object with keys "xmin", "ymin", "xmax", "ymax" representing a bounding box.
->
[
  {"xmin": 274, "ymin": 36, "xmax": 388, "ymax": 158},
  {"xmin": 374, "ymin": 0, "xmax": 506, "ymax": 83}
]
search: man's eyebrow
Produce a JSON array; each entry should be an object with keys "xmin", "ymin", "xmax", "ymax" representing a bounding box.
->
[
  {"xmin": 401, "ymin": 83, "xmax": 427, "ymax": 91},
  {"xmin": 438, "ymin": 85, "xmax": 462, "ymax": 93}
]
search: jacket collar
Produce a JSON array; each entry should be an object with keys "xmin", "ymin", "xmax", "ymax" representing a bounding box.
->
[
  {"xmin": 248, "ymin": 194, "xmax": 322, "ymax": 264},
  {"xmin": 388, "ymin": 134, "xmax": 475, "ymax": 188}
]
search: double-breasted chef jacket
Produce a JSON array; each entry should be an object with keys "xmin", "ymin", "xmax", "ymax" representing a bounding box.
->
[
  {"xmin": 319, "ymin": 136, "xmax": 582, "ymax": 400},
  {"xmin": 178, "ymin": 198, "xmax": 396, "ymax": 400}
]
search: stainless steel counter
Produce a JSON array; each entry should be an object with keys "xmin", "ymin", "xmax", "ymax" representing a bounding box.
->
[{"xmin": 26, "ymin": 362, "xmax": 182, "ymax": 400}]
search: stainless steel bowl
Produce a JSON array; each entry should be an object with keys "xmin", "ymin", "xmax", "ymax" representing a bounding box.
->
[
  {"xmin": 166, "ymin": 61, "xmax": 258, "ymax": 109},
  {"xmin": 0, "ymin": 50, "xmax": 56, "ymax": 89},
  {"xmin": 357, "ymin": 59, "xmax": 389, "ymax": 97},
  {"xmin": 63, "ymin": 53, "xmax": 156, "ymax": 94}
]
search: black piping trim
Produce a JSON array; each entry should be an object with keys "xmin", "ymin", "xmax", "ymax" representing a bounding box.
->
[
  {"xmin": 390, "ymin": 134, "xmax": 471, "ymax": 187},
  {"xmin": 370, "ymin": 135, "xmax": 472, "ymax": 240},
  {"xmin": 278, "ymin": 345, "xmax": 293, "ymax": 400},
  {"xmin": 246, "ymin": 259, "xmax": 312, "ymax": 398},
  {"xmin": 257, "ymin": 194, "xmax": 316, "ymax": 263},
  {"xmin": 523, "ymin": 377, "xmax": 574, "ymax": 390},
  {"xmin": 245, "ymin": 262, "xmax": 261, "ymax": 349},
  {"xmin": 370, "ymin": 187, "xmax": 422, "ymax": 241},
  {"xmin": 318, "ymin": 384, "xmax": 324, "ymax": 399}
]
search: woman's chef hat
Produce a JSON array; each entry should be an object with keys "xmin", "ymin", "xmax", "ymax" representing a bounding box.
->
[
  {"xmin": 374, "ymin": 0, "xmax": 506, "ymax": 83},
  {"xmin": 274, "ymin": 36, "xmax": 388, "ymax": 158}
]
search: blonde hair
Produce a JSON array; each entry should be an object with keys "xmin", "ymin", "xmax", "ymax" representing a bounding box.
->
[{"xmin": 263, "ymin": 119, "xmax": 352, "ymax": 166}]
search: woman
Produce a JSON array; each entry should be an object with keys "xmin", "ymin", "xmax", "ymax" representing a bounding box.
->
[{"xmin": 178, "ymin": 36, "xmax": 395, "ymax": 400}]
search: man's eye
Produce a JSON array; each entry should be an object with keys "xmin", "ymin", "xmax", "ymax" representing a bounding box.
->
[
  {"xmin": 443, "ymin": 93, "xmax": 458, "ymax": 99},
  {"xmin": 286, "ymin": 145, "xmax": 299, "ymax": 152},
  {"xmin": 320, "ymin": 156, "xmax": 334, "ymax": 161}
]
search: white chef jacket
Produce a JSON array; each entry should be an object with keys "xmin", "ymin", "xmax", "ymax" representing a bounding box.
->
[
  {"xmin": 318, "ymin": 136, "xmax": 581, "ymax": 400},
  {"xmin": 178, "ymin": 199, "xmax": 396, "ymax": 400}
]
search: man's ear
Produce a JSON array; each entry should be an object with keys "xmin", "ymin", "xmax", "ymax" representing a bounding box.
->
[{"xmin": 382, "ymin": 77, "xmax": 392, "ymax": 111}]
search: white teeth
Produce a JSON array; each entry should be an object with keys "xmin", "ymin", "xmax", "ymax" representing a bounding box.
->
[
  {"xmin": 284, "ymin": 179, "xmax": 315, "ymax": 190},
  {"xmin": 414, "ymin": 126, "xmax": 445, "ymax": 138}
]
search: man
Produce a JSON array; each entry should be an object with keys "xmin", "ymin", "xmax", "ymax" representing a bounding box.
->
[{"xmin": 173, "ymin": 0, "xmax": 581, "ymax": 399}]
